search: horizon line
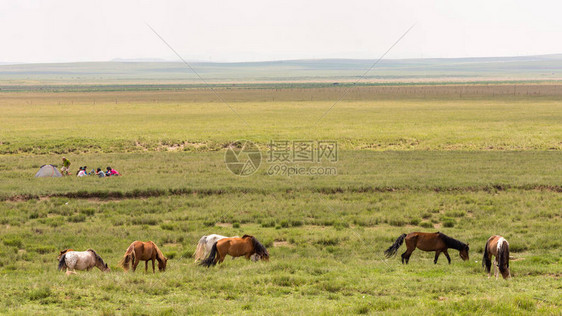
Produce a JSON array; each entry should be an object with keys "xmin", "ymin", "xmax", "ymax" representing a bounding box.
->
[{"xmin": 1, "ymin": 53, "xmax": 562, "ymax": 66}]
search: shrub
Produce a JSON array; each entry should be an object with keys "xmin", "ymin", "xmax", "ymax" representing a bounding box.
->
[
  {"xmin": 442, "ymin": 217, "xmax": 456, "ymax": 228},
  {"xmin": 69, "ymin": 214, "xmax": 86, "ymax": 223},
  {"xmin": 160, "ymin": 223, "xmax": 176, "ymax": 231},
  {"xmin": 28, "ymin": 287, "xmax": 51, "ymax": 301},
  {"xmin": 409, "ymin": 218, "xmax": 421, "ymax": 225},
  {"xmin": 290, "ymin": 219, "xmax": 303, "ymax": 227},
  {"xmin": 2, "ymin": 237, "xmax": 23, "ymax": 248},
  {"xmin": 389, "ymin": 218, "xmax": 406, "ymax": 227},
  {"xmin": 261, "ymin": 219, "xmax": 276, "ymax": 228},
  {"xmin": 164, "ymin": 251, "xmax": 177, "ymax": 259}
]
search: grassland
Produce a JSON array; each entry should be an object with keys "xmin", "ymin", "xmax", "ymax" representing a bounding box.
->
[
  {"xmin": 1, "ymin": 85, "xmax": 562, "ymax": 155},
  {"xmin": 0, "ymin": 83, "xmax": 560, "ymax": 315}
]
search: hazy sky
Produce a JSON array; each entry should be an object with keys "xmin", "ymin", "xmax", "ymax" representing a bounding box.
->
[{"xmin": 1, "ymin": 0, "xmax": 561, "ymax": 63}]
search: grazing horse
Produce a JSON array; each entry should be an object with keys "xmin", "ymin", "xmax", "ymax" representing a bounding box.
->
[
  {"xmin": 200, "ymin": 235, "xmax": 269, "ymax": 267},
  {"xmin": 58, "ymin": 249, "xmax": 110, "ymax": 275},
  {"xmin": 119, "ymin": 241, "xmax": 168, "ymax": 273},
  {"xmin": 384, "ymin": 232, "xmax": 469, "ymax": 264},
  {"xmin": 482, "ymin": 235, "xmax": 511, "ymax": 279},
  {"xmin": 193, "ymin": 234, "xmax": 235, "ymax": 262},
  {"xmin": 193, "ymin": 234, "xmax": 259, "ymax": 263}
]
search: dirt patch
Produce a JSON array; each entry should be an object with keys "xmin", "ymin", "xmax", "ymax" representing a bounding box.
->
[
  {"xmin": 216, "ymin": 222, "xmax": 232, "ymax": 228},
  {"xmin": 273, "ymin": 241, "xmax": 294, "ymax": 248}
]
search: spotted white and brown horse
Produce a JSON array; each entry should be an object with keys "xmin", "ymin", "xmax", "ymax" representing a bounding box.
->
[{"xmin": 58, "ymin": 249, "xmax": 110, "ymax": 275}]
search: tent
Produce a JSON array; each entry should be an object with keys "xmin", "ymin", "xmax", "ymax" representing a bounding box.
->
[{"xmin": 35, "ymin": 164, "xmax": 62, "ymax": 178}]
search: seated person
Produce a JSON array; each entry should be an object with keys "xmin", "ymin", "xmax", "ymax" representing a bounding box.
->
[
  {"xmin": 106, "ymin": 166, "xmax": 120, "ymax": 176},
  {"xmin": 77, "ymin": 167, "xmax": 87, "ymax": 177},
  {"xmin": 96, "ymin": 168, "xmax": 105, "ymax": 178}
]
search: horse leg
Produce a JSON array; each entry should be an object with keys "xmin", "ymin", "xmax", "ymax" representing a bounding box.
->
[
  {"xmin": 494, "ymin": 258, "xmax": 499, "ymax": 280},
  {"xmin": 145, "ymin": 260, "xmax": 148, "ymax": 273},
  {"xmin": 433, "ymin": 250, "xmax": 440, "ymax": 264},
  {"xmin": 443, "ymin": 250, "xmax": 451, "ymax": 264},
  {"xmin": 218, "ymin": 249, "xmax": 226, "ymax": 264},
  {"xmin": 401, "ymin": 250, "xmax": 413, "ymax": 264},
  {"xmin": 152, "ymin": 259, "xmax": 155, "ymax": 273},
  {"xmin": 132, "ymin": 258, "xmax": 139, "ymax": 272}
]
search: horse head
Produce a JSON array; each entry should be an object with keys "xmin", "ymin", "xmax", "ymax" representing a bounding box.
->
[
  {"xmin": 250, "ymin": 236, "xmax": 270, "ymax": 261},
  {"xmin": 102, "ymin": 263, "xmax": 111, "ymax": 272},
  {"xmin": 158, "ymin": 256, "xmax": 168, "ymax": 271},
  {"xmin": 459, "ymin": 243, "xmax": 469, "ymax": 261}
]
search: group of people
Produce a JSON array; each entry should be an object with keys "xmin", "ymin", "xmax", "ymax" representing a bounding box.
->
[
  {"xmin": 61, "ymin": 157, "xmax": 120, "ymax": 178},
  {"xmin": 77, "ymin": 166, "xmax": 120, "ymax": 177}
]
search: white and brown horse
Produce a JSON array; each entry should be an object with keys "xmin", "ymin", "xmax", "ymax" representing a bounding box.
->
[
  {"xmin": 482, "ymin": 235, "xmax": 511, "ymax": 279},
  {"xmin": 200, "ymin": 235, "xmax": 269, "ymax": 267},
  {"xmin": 193, "ymin": 234, "xmax": 258, "ymax": 263},
  {"xmin": 58, "ymin": 249, "xmax": 110, "ymax": 275},
  {"xmin": 193, "ymin": 234, "xmax": 233, "ymax": 262}
]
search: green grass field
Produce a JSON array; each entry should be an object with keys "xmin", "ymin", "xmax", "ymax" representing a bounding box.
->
[{"xmin": 0, "ymin": 84, "xmax": 560, "ymax": 315}]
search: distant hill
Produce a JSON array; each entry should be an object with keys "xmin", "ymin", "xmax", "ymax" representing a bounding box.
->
[{"xmin": 1, "ymin": 54, "xmax": 561, "ymax": 83}]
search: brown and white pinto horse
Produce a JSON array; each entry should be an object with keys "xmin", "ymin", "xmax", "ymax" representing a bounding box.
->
[
  {"xmin": 482, "ymin": 235, "xmax": 511, "ymax": 279},
  {"xmin": 119, "ymin": 241, "xmax": 168, "ymax": 273},
  {"xmin": 384, "ymin": 232, "xmax": 469, "ymax": 264},
  {"xmin": 200, "ymin": 235, "xmax": 269, "ymax": 267}
]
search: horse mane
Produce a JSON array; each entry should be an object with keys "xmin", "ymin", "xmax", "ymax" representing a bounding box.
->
[
  {"xmin": 150, "ymin": 241, "xmax": 167, "ymax": 262},
  {"xmin": 242, "ymin": 234, "xmax": 253, "ymax": 239},
  {"xmin": 250, "ymin": 236, "xmax": 269, "ymax": 257},
  {"xmin": 437, "ymin": 233, "xmax": 468, "ymax": 251},
  {"xmin": 497, "ymin": 238, "xmax": 510, "ymax": 275},
  {"xmin": 87, "ymin": 249, "xmax": 105, "ymax": 264}
]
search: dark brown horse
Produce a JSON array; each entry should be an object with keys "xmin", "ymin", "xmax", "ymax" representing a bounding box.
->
[
  {"xmin": 482, "ymin": 235, "xmax": 511, "ymax": 279},
  {"xmin": 384, "ymin": 232, "xmax": 469, "ymax": 264},
  {"xmin": 200, "ymin": 235, "xmax": 269, "ymax": 267},
  {"xmin": 119, "ymin": 241, "xmax": 168, "ymax": 273}
]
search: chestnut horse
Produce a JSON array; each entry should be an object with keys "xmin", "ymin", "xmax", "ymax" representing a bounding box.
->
[
  {"xmin": 482, "ymin": 235, "xmax": 511, "ymax": 279},
  {"xmin": 384, "ymin": 232, "xmax": 469, "ymax": 264},
  {"xmin": 200, "ymin": 235, "xmax": 269, "ymax": 267},
  {"xmin": 119, "ymin": 241, "xmax": 168, "ymax": 273}
]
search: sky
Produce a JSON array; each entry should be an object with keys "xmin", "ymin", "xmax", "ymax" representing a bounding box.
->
[{"xmin": 1, "ymin": 0, "xmax": 561, "ymax": 63}]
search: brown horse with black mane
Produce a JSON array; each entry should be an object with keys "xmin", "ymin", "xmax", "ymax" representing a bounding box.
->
[
  {"xmin": 119, "ymin": 241, "xmax": 168, "ymax": 273},
  {"xmin": 384, "ymin": 232, "xmax": 469, "ymax": 264},
  {"xmin": 200, "ymin": 235, "xmax": 269, "ymax": 267}
]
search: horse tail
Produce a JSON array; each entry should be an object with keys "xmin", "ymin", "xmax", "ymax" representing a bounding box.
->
[
  {"xmin": 58, "ymin": 253, "xmax": 67, "ymax": 271},
  {"xmin": 498, "ymin": 239, "xmax": 510, "ymax": 277},
  {"xmin": 384, "ymin": 233, "xmax": 407, "ymax": 258},
  {"xmin": 482, "ymin": 239, "xmax": 492, "ymax": 273},
  {"xmin": 193, "ymin": 236, "xmax": 207, "ymax": 262},
  {"xmin": 119, "ymin": 244, "xmax": 136, "ymax": 271},
  {"xmin": 199, "ymin": 242, "xmax": 218, "ymax": 267}
]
